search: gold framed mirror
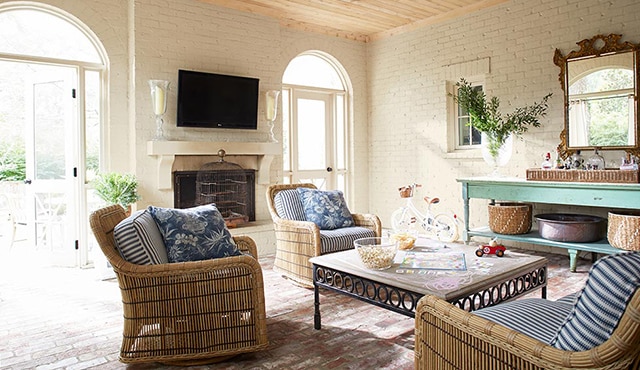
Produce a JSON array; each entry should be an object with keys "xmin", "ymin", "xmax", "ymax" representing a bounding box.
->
[{"xmin": 554, "ymin": 34, "xmax": 640, "ymax": 159}]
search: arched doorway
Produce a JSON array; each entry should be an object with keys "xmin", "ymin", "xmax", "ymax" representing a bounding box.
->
[
  {"xmin": 0, "ymin": 3, "xmax": 107, "ymax": 267},
  {"xmin": 282, "ymin": 51, "xmax": 351, "ymax": 195}
]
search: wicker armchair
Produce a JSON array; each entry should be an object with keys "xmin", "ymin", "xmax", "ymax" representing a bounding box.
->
[
  {"xmin": 89, "ymin": 205, "xmax": 268, "ymax": 365},
  {"xmin": 266, "ymin": 183, "xmax": 382, "ymax": 287},
  {"xmin": 415, "ymin": 265, "xmax": 640, "ymax": 369}
]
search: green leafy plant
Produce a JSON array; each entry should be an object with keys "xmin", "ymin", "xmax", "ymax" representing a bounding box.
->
[
  {"xmin": 0, "ymin": 141, "xmax": 26, "ymax": 181},
  {"xmin": 93, "ymin": 172, "xmax": 141, "ymax": 209},
  {"xmin": 452, "ymin": 78, "xmax": 552, "ymax": 158}
]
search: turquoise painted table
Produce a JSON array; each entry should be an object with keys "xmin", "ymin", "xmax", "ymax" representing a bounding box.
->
[{"xmin": 457, "ymin": 177, "xmax": 640, "ymax": 271}]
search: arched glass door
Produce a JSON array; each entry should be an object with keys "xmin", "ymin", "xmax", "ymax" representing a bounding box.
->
[
  {"xmin": 282, "ymin": 52, "xmax": 349, "ymax": 193},
  {"xmin": 0, "ymin": 5, "xmax": 106, "ymax": 267}
]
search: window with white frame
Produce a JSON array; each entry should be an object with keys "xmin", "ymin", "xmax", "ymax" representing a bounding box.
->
[{"xmin": 453, "ymin": 80, "xmax": 484, "ymax": 149}]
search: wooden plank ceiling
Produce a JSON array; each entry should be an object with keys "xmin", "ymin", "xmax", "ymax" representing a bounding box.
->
[{"xmin": 198, "ymin": 0, "xmax": 509, "ymax": 42}]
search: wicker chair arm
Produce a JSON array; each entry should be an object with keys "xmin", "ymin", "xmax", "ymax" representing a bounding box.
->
[
  {"xmin": 352, "ymin": 213, "xmax": 382, "ymax": 236},
  {"xmin": 232, "ymin": 235, "xmax": 259, "ymax": 258},
  {"xmin": 415, "ymin": 294, "xmax": 640, "ymax": 370},
  {"xmin": 273, "ymin": 218, "xmax": 321, "ymax": 256}
]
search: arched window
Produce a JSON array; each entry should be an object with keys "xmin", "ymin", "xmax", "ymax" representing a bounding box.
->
[{"xmin": 282, "ymin": 52, "xmax": 350, "ymax": 194}]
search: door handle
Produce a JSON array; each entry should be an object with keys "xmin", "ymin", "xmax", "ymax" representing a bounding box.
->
[
  {"xmin": 24, "ymin": 179, "xmax": 32, "ymax": 185},
  {"xmin": 326, "ymin": 167, "xmax": 333, "ymax": 172}
]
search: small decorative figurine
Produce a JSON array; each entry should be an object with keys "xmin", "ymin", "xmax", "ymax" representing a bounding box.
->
[{"xmin": 541, "ymin": 152, "xmax": 553, "ymax": 169}]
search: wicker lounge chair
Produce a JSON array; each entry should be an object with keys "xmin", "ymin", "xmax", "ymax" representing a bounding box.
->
[
  {"xmin": 415, "ymin": 252, "xmax": 640, "ymax": 370},
  {"xmin": 89, "ymin": 205, "xmax": 268, "ymax": 365},
  {"xmin": 266, "ymin": 183, "xmax": 382, "ymax": 287}
]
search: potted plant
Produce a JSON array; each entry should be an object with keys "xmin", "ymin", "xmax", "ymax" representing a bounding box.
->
[
  {"xmin": 452, "ymin": 78, "xmax": 552, "ymax": 174},
  {"xmin": 93, "ymin": 172, "xmax": 140, "ymax": 213}
]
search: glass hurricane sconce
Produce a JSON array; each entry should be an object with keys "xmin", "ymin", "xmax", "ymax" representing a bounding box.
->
[
  {"xmin": 149, "ymin": 79, "xmax": 170, "ymax": 140},
  {"xmin": 265, "ymin": 90, "xmax": 280, "ymax": 143}
]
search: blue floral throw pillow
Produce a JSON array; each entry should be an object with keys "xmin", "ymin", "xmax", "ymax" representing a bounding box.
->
[
  {"xmin": 297, "ymin": 188, "xmax": 355, "ymax": 230},
  {"xmin": 148, "ymin": 205, "xmax": 241, "ymax": 263}
]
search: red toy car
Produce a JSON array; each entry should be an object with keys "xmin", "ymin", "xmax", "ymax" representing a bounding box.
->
[{"xmin": 476, "ymin": 244, "xmax": 506, "ymax": 257}]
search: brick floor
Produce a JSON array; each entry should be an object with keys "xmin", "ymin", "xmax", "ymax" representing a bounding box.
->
[{"xmin": 0, "ymin": 247, "xmax": 592, "ymax": 369}]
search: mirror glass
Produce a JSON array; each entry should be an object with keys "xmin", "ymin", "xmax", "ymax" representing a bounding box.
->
[
  {"xmin": 554, "ymin": 34, "xmax": 640, "ymax": 158},
  {"xmin": 567, "ymin": 52, "xmax": 635, "ymax": 147}
]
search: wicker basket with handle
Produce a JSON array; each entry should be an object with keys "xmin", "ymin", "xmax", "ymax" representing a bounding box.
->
[
  {"xmin": 608, "ymin": 211, "xmax": 640, "ymax": 250},
  {"xmin": 488, "ymin": 202, "xmax": 533, "ymax": 235}
]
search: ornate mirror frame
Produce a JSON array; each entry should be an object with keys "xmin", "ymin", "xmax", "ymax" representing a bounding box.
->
[{"xmin": 553, "ymin": 34, "xmax": 640, "ymax": 159}]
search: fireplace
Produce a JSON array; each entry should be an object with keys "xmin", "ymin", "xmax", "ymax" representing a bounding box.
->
[{"xmin": 173, "ymin": 155, "xmax": 255, "ymax": 227}]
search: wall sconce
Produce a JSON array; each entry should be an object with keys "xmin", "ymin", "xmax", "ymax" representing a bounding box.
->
[
  {"xmin": 149, "ymin": 79, "xmax": 170, "ymax": 140},
  {"xmin": 265, "ymin": 90, "xmax": 280, "ymax": 143}
]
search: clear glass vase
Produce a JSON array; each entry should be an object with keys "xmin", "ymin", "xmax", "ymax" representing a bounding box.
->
[{"xmin": 481, "ymin": 132, "xmax": 513, "ymax": 176}]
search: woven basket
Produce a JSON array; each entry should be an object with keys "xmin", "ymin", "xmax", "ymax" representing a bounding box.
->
[
  {"xmin": 608, "ymin": 211, "xmax": 640, "ymax": 250},
  {"xmin": 488, "ymin": 202, "xmax": 532, "ymax": 235}
]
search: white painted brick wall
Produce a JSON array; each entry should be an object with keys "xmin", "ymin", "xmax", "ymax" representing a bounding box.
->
[{"xmin": 368, "ymin": 0, "xmax": 640, "ymax": 234}]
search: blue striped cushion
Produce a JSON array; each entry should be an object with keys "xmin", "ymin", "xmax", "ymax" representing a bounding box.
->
[
  {"xmin": 474, "ymin": 298, "xmax": 574, "ymax": 344},
  {"xmin": 114, "ymin": 209, "xmax": 168, "ymax": 265},
  {"xmin": 274, "ymin": 189, "xmax": 306, "ymax": 221},
  {"xmin": 320, "ymin": 227, "xmax": 375, "ymax": 254},
  {"xmin": 551, "ymin": 252, "xmax": 640, "ymax": 351}
]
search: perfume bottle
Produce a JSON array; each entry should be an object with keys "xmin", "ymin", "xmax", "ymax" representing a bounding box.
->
[
  {"xmin": 554, "ymin": 149, "xmax": 564, "ymax": 169},
  {"xmin": 586, "ymin": 148, "xmax": 605, "ymax": 170},
  {"xmin": 570, "ymin": 150, "xmax": 584, "ymax": 170},
  {"xmin": 541, "ymin": 152, "xmax": 553, "ymax": 169}
]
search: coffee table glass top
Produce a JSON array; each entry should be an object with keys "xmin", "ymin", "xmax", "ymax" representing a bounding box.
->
[{"xmin": 310, "ymin": 238, "xmax": 548, "ymax": 301}]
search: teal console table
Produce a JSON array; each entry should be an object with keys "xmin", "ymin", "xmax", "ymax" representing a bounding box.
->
[{"xmin": 457, "ymin": 177, "xmax": 640, "ymax": 271}]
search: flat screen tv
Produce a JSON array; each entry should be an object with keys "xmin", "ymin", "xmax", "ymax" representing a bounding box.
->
[{"xmin": 177, "ymin": 69, "xmax": 259, "ymax": 129}]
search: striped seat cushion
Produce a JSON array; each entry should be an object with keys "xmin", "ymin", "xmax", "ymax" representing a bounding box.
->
[
  {"xmin": 551, "ymin": 252, "xmax": 640, "ymax": 351},
  {"xmin": 474, "ymin": 298, "xmax": 574, "ymax": 344},
  {"xmin": 320, "ymin": 227, "xmax": 376, "ymax": 254},
  {"xmin": 274, "ymin": 189, "xmax": 306, "ymax": 221},
  {"xmin": 113, "ymin": 209, "xmax": 168, "ymax": 265}
]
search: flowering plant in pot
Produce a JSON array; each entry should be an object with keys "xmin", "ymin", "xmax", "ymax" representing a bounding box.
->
[
  {"xmin": 452, "ymin": 78, "xmax": 552, "ymax": 175},
  {"xmin": 93, "ymin": 172, "xmax": 140, "ymax": 213}
]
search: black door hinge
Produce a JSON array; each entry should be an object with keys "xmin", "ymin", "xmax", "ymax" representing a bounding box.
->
[
  {"xmin": 73, "ymin": 167, "xmax": 78, "ymax": 177},
  {"xmin": 75, "ymin": 240, "xmax": 79, "ymax": 250},
  {"xmin": 72, "ymin": 89, "xmax": 76, "ymax": 98}
]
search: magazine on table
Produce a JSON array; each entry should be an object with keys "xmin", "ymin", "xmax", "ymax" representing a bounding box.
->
[{"xmin": 395, "ymin": 250, "xmax": 467, "ymax": 273}]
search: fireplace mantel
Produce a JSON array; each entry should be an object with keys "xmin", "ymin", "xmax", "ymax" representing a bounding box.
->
[{"xmin": 147, "ymin": 141, "xmax": 280, "ymax": 189}]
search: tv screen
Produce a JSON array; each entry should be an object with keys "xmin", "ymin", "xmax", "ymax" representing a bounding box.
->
[{"xmin": 177, "ymin": 69, "xmax": 259, "ymax": 129}]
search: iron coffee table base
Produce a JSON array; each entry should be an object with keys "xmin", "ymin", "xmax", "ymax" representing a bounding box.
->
[{"xmin": 312, "ymin": 263, "xmax": 547, "ymax": 330}]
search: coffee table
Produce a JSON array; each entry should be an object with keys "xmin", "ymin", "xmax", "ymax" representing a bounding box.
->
[{"xmin": 310, "ymin": 238, "xmax": 547, "ymax": 329}]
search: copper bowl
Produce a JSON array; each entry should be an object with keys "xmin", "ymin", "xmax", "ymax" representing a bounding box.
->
[{"xmin": 535, "ymin": 213, "xmax": 606, "ymax": 243}]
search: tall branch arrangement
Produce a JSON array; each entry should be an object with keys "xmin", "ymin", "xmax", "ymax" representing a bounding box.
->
[{"xmin": 452, "ymin": 79, "xmax": 552, "ymax": 157}]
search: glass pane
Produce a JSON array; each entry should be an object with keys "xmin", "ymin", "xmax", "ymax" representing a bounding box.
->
[
  {"xmin": 569, "ymin": 68, "xmax": 633, "ymax": 95},
  {"xmin": 458, "ymin": 117, "xmax": 470, "ymax": 146},
  {"xmin": 282, "ymin": 89, "xmax": 291, "ymax": 172},
  {"xmin": 337, "ymin": 173, "xmax": 346, "ymax": 194},
  {"xmin": 85, "ymin": 70, "xmax": 100, "ymax": 181},
  {"xmin": 0, "ymin": 9, "xmax": 101, "ymax": 63},
  {"xmin": 0, "ymin": 60, "xmax": 27, "ymax": 181},
  {"xmin": 456, "ymin": 85, "xmax": 482, "ymax": 147},
  {"xmin": 336, "ymin": 94, "xmax": 345, "ymax": 169},
  {"xmin": 299, "ymin": 178, "xmax": 326, "ymax": 190},
  {"xmin": 570, "ymin": 96, "xmax": 631, "ymax": 146},
  {"xmin": 34, "ymin": 79, "xmax": 65, "ymax": 180},
  {"xmin": 297, "ymin": 98, "xmax": 326, "ymax": 170},
  {"xmin": 283, "ymin": 54, "xmax": 344, "ymax": 90}
]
